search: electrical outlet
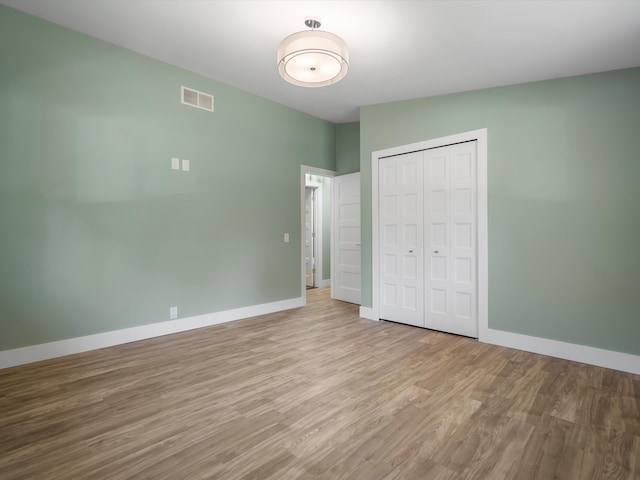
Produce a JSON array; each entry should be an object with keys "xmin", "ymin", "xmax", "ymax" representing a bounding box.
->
[
  {"xmin": 169, "ymin": 306, "xmax": 178, "ymax": 319},
  {"xmin": 284, "ymin": 233, "xmax": 289, "ymax": 243},
  {"xmin": 171, "ymin": 157, "xmax": 180, "ymax": 170},
  {"xmin": 182, "ymin": 159, "xmax": 190, "ymax": 171}
]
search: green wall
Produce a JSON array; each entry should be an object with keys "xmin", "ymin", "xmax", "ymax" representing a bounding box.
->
[
  {"xmin": 336, "ymin": 122, "xmax": 360, "ymax": 174},
  {"xmin": 0, "ymin": 6, "xmax": 335, "ymax": 351},
  {"xmin": 360, "ymin": 68, "xmax": 640, "ymax": 356}
]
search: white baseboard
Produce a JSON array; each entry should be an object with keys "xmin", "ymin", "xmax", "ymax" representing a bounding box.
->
[
  {"xmin": 0, "ymin": 297, "xmax": 304, "ymax": 370},
  {"xmin": 5, "ymin": 299, "xmax": 637, "ymax": 376},
  {"xmin": 359, "ymin": 306, "xmax": 378, "ymax": 321},
  {"xmin": 358, "ymin": 308, "xmax": 639, "ymax": 375},
  {"xmin": 481, "ymin": 328, "xmax": 640, "ymax": 375},
  {"xmin": 319, "ymin": 279, "xmax": 331, "ymax": 288}
]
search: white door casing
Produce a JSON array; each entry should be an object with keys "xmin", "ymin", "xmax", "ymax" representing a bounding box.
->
[
  {"xmin": 304, "ymin": 185, "xmax": 319, "ymax": 288},
  {"xmin": 371, "ymin": 129, "xmax": 488, "ymax": 339},
  {"xmin": 300, "ymin": 166, "xmax": 336, "ymax": 305},
  {"xmin": 332, "ymin": 172, "xmax": 361, "ymax": 305}
]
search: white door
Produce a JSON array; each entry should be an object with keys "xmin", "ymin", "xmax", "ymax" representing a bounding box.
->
[
  {"xmin": 377, "ymin": 142, "xmax": 478, "ymax": 337},
  {"xmin": 332, "ymin": 172, "xmax": 361, "ymax": 304},
  {"xmin": 424, "ymin": 142, "xmax": 477, "ymax": 337},
  {"xmin": 379, "ymin": 152, "xmax": 424, "ymax": 326},
  {"xmin": 304, "ymin": 187, "xmax": 316, "ymax": 288}
]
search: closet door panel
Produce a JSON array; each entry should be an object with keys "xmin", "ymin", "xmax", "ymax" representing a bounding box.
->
[
  {"xmin": 424, "ymin": 142, "xmax": 478, "ymax": 337},
  {"xmin": 425, "ymin": 148, "xmax": 452, "ymax": 328},
  {"xmin": 379, "ymin": 152, "xmax": 424, "ymax": 326}
]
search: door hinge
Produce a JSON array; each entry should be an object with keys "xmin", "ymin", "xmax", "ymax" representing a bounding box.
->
[{"xmin": 312, "ymin": 268, "xmax": 316, "ymax": 274}]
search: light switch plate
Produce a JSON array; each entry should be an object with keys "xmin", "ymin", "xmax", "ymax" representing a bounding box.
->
[
  {"xmin": 182, "ymin": 159, "xmax": 190, "ymax": 171},
  {"xmin": 171, "ymin": 157, "xmax": 180, "ymax": 170},
  {"xmin": 284, "ymin": 233, "xmax": 289, "ymax": 243}
]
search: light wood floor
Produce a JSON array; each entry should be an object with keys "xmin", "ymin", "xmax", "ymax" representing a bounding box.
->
[{"xmin": 1, "ymin": 288, "xmax": 639, "ymax": 479}]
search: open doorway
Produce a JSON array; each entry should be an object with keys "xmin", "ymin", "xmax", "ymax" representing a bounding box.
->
[
  {"xmin": 304, "ymin": 181, "xmax": 321, "ymax": 289},
  {"xmin": 300, "ymin": 166, "xmax": 335, "ymax": 305}
]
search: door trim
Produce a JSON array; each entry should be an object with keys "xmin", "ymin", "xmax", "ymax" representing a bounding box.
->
[
  {"xmin": 305, "ymin": 182, "xmax": 322, "ymax": 288},
  {"xmin": 371, "ymin": 129, "xmax": 488, "ymax": 340},
  {"xmin": 300, "ymin": 165, "xmax": 336, "ymax": 306}
]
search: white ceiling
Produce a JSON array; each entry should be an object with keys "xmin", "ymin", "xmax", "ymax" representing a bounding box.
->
[{"xmin": 3, "ymin": 0, "xmax": 640, "ymax": 123}]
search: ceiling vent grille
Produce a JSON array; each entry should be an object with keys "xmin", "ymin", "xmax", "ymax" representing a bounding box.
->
[{"xmin": 181, "ymin": 86, "xmax": 214, "ymax": 112}]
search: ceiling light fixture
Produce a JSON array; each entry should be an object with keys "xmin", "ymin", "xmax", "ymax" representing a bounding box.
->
[{"xmin": 277, "ymin": 17, "xmax": 349, "ymax": 88}]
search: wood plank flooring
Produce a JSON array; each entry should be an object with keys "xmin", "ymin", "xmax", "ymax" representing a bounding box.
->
[{"xmin": 1, "ymin": 287, "xmax": 639, "ymax": 479}]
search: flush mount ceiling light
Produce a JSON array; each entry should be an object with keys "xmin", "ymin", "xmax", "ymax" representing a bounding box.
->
[{"xmin": 277, "ymin": 17, "xmax": 349, "ymax": 88}]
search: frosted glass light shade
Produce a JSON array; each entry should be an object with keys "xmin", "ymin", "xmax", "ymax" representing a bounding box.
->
[{"xmin": 277, "ymin": 30, "xmax": 349, "ymax": 87}]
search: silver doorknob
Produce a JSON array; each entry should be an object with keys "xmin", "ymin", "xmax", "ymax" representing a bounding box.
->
[
  {"xmin": 409, "ymin": 250, "xmax": 414, "ymax": 253},
  {"xmin": 434, "ymin": 250, "xmax": 439, "ymax": 254}
]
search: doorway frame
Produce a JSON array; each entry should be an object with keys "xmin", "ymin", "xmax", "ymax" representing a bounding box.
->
[
  {"xmin": 370, "ymin": 129, "xmax": 488, "ymax": 340},
  {"xmin": 300, "ymin": 165, "xmax": 336, "ymax": 306},
  {"xmin": 304, "ymin": 181, "xmax": 322, "ymax": 288}
]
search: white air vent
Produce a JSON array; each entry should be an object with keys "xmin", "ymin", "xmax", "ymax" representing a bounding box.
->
[{"xmin": 181, "ymin": 86, "xmax": 214, "ymax": 112}]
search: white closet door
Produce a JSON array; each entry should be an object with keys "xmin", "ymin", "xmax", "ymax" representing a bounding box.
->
[
  {"xmin": 424, "ymin": 142, "xmax": 478, "ymax": 337},
  {"xmin": 332, "ymin": 172, "xmax": 361, "ymax": 304},
  {"xmin": 379, "ymin": 152, "xmax": 424, "ymax": 326}
]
